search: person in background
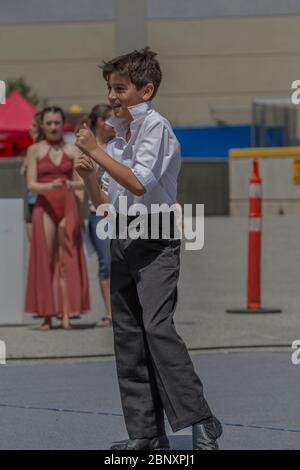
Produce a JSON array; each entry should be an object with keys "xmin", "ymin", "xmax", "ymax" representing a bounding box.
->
[
  {"xmin": 20, "ymin": 112, "xmax": 44, "ymax": 241},
  {"xmin": 86, "ymin": 104, "xmax": 114, "ymax": 327},
  {"xmin": 25, "ymin": 106, "xmax": 90, "ymax": 330}
]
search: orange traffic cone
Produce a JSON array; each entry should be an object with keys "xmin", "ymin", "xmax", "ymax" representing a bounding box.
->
[{"xmin": 227, "ymin": 159, "xmax": 282, "ymax": 314}]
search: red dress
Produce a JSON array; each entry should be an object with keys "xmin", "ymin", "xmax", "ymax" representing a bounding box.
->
[{"xmin": 25, "ymin": 150, "xmax": 90, "ymax": 316}]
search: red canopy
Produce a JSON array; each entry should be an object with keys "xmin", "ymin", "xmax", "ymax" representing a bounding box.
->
[
  {"xmin": 0, "ymin": 91, "xmax": 38, "ymax": 132},
  {"xmin": 0, "ymin": 92, "xmax": 75, "ymax": 157}
]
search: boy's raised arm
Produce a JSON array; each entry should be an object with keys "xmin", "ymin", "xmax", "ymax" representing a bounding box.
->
[{"xmin": 76, "ymin": 124, "xmax": 146, "ymax": 196}]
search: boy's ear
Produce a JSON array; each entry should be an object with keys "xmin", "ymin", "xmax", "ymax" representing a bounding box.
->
[{"xmin": 143, "ymin": 82, "xmax": 155, "ymax": 101}]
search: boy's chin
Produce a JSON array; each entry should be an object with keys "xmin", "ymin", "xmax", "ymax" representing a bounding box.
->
[
  {"xmin": 113, "ymin": 107, "xmax": 125, "ymax": 117},
  {"xmin": 113, "ymin": 108, "xmax": 131, "ymax": 121}
]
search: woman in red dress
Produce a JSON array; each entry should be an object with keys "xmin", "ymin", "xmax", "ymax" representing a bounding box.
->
[{"xmin": 25, "ymin": 106, "xmax": 90, "ymax": 330}]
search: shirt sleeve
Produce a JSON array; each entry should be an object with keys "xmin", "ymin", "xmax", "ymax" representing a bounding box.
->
[{"xmin": 131, "ymin": 120, "xmax": 167, "ymax": 193}]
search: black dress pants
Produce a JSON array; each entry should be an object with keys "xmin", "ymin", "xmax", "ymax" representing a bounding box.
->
[{"xmin": 110, "ymin": 226, "xmax": 212, "ymax": 439}]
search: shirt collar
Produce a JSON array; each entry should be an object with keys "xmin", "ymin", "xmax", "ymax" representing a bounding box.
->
[
  {"xmin": 128, "ymin": 101, "xmax": 153, "ymax": 121},
  {"xmin": 106, "ymin": 101, "xmax": 153, "ymax": 138}
]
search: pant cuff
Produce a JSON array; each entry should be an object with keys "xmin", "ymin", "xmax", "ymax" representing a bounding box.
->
[
  {"xmin": 129, "ymin": 432, "xmax": 166, "ymax": 439},
  {"xmin": 169, "ymin": 411, "xmax": 212, "ymax": 432}
]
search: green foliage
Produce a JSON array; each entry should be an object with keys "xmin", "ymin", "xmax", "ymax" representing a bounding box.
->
[{"xmin": 6, "ymin": 77, "xmax": 47, "ymax": 108}]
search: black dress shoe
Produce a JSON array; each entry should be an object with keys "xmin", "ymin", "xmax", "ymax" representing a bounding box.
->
[
  {"xmin": 192, "ymin": 416, "xmax": 223, "ymax": 450},
  {"xmin": 110, "ymin": 435, "xmax": 170, "ymax": 450}
]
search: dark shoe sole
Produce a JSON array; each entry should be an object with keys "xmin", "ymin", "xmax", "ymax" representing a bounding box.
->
[{"xmin": 110, "ymin": 436, "xmax": 170, "ymax": 451}]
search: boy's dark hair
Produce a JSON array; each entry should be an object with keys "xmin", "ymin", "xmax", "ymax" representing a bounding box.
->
[{"xmin": 99, "ymin": 47, "xmax": 162, "ymax": 100}]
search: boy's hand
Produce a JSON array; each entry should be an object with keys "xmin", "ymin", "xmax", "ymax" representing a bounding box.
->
[
  {"xmin": 75, "ymin": 123, "xmax": 98, "ymax": 156},
  {"xmin": 75, "ymin": 153, "xmax": 96, "ymax": 180}
]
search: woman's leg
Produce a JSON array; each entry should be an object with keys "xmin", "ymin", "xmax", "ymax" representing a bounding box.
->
[
  {"xmin": 39, "ymin": 211, "xmax": 57, "ymax": 330},
  {"xmin": 97, "ymin": 277, "xmax": 112, "ymax": 326},
  {"xmin": 88, "ymin": 213, "xmax": 112, "ymax": 326},
  {"xmin": 25, "ymin": 203, "xmax": 34, "ymax": 243},
  {"xmin": 26, "ymin": 223, "xmax": 33, "ymax": 243},
  {"xmin": 58, "ymin": 218, "xmax": 72, "ymax": 329}
]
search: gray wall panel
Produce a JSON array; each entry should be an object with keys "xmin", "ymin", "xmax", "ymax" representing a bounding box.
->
[
  {"xmin": 116, "ymin": 0, "xmax": 146, "ymax": 53},
  {"xmin": 148, "ymin": 0, "xmax": 300, "ymax": 19},
  {"xmin": 2, "ymin": 0, "xmax": 300, "ymax": 25},
  {"xmin": 0, "ymin": 160, "xmax": 229, "ymax": 216},
  {"xmin": 0, "ymin": 0, "xmax": 114, "ymax": 24},
  {"xmin": 177, "ymin": 161, "xmax": 229, "ymax": 216}
]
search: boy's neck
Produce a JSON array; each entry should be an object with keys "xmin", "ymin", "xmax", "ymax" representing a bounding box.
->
[{"xmin": 126, "ymin": 130, "xmax": 131, "ymax": 142}]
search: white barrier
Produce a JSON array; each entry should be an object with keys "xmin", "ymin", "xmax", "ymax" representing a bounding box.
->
[
  {"xmin": 0, "ymin": 199, "xmax": 24, "ymax": 324},
  {"xmin": 0, "ymin": 340, "xmax": 6, "ymax": 364},
  {"xmin": 0, "ymin": 80, "xmax": 5, "ymax": 104},
  {"xmin": 230, "ymin": 147, "xmax": 300, "ymax": 215}
]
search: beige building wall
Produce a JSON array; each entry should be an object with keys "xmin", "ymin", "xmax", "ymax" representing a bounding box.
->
[
  {"xmin": 0, "ymin": 22, "xmax": 116, "ymax": 111},
  {"xmin": 149, "ymin": 16, "xmax": 300, "ymax": 125},
  {"xmin": 1, "ymin": 15, "xmax": 300, "ymax": 125}
]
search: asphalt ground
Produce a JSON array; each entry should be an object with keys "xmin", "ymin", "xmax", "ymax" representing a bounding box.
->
[
  {"xmin": 0, "ymin": 350, "xmax": 298, "ymax": 450},
  {"xmin": 0, "ymin": 215, "xmax": 299, "ymax": 451}
]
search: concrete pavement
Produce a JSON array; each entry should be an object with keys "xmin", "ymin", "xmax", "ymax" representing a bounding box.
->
[
  {"xmin": 0, "ymin": 215, "xmax": 299, "ymax": 450},
  {"xmin": 0, "ymin": 216, "xmax": 299, "ymax": 359}
]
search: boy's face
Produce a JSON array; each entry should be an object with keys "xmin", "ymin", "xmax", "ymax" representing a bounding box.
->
[{"xmin": 107, "ymin": 73, "xmax": 153, "ymax": 122}]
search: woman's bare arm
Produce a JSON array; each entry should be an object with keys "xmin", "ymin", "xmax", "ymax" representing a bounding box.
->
[{"xmin": 20, "ymin": 157, "xmax": 27, "ymax": 176}]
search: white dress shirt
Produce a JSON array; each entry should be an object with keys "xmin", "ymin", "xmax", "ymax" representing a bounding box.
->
[{"xmin": 101, "ymin": 101, "xmax": 181, "ymax": 215}]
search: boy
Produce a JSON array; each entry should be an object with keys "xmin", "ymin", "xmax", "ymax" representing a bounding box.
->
[{"xmin": 75, "ymin": 48, "xmax": 222, "ymax": 450}]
